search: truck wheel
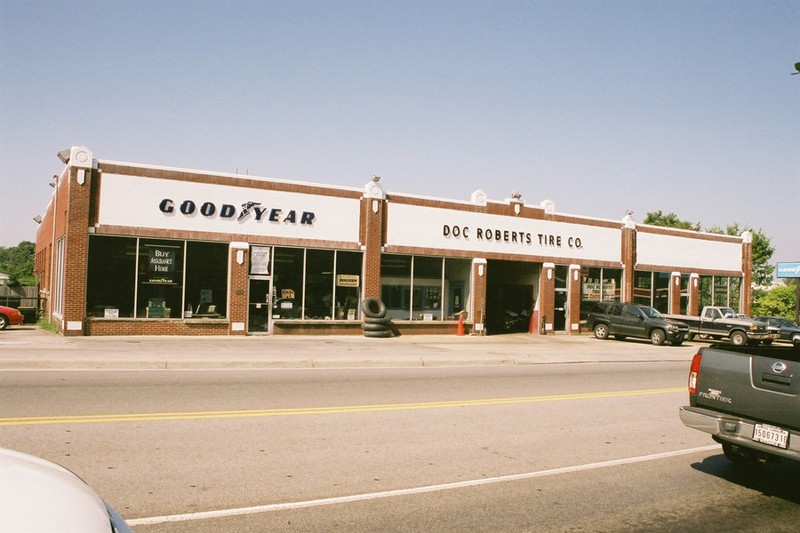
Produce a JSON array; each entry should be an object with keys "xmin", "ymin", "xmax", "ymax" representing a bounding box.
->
[
  {"xmin": 593, "ymin": 323, "xmax": 609, "ymax": 340},
  {"xmin": 650, "ymin": 329, "xmax": 666, "ymax": 346},
  {"xmin": 730, "ymin": 331, "xmax": 747, "ymax": 346}
]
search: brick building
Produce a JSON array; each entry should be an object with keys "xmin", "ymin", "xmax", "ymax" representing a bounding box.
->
[{"xmin": 35, "ymin": 146, "xmax": 752, "ymax": 337}]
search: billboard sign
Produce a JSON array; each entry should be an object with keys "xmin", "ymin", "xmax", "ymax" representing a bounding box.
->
[{"xmin": 776, "ymin": 262, "xmax": 800, "ymax": 278}]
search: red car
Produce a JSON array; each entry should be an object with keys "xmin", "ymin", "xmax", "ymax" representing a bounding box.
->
[{"xmin": 0, "ymin": 305, "xmax": 24, "ymax": 329}]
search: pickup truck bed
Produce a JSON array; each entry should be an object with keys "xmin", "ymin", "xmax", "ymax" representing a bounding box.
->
[{"xmin": 680, "ymin": 343, "xmax": 800, "ymax": 464}]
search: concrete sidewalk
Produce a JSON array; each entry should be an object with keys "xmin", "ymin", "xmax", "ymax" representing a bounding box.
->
[{"xmin": 0, "ymin": 326, "xmax": 698, "ymax": 370}]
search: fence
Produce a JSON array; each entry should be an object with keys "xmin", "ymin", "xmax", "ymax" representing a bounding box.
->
[{"xmin": 0, "ymin": 285, "xmax": 41, "ymax": 323}]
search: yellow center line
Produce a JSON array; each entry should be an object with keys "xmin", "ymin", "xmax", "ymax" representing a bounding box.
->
[{"xmin": 0, "ymin": 387, "xmax": 684, "ymax": 426}]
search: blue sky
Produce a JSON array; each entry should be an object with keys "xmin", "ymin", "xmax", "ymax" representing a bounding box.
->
[{"xmin": 1, "ymin": 0, "xmax": 798, "ymax": 266}]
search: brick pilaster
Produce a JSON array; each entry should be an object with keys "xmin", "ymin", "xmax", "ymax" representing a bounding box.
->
[
  {"xmin": 62, "ymin": 152, "xmax": 94, "ymax": 336},
  {"xmin": 361, "ymin": 182, "xmax": 386, "ymax": 300},
  {"xmin": 567, "ymin": 264, "xmax": 582, "ymax": 334},
  {"xmin": 228, "ymin": 242, "xmax": 249, "ymax": 335},
  {"xmin": 669, "ymin": 272, "xmax": 682, "ymax": 314},
  {"xmin": 539, "ymin": 263, "xmax": 555, "ymax": 334},
  {"xmin": 741, "ymin": 233, "xmax": 753, "ymax": 315},
  {"xmin": 688, "ymin": 273, "xmax": 700, "ymax": 316},
  {"xmin": 471, "ymin": 259, "xmax": 487, "ymax": 333}
]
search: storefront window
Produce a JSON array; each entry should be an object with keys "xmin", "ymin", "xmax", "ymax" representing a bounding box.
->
[
  {"xmin": 680, "ymin": 274, "xmax": 690, "ymax": 314},
  {"xmin": 381, "ymin": 255, "xmax": 471, "ymax": 321},
  {"xmin": 444, "ymin": 259, "xmax": 470, "ymax": 319},
  {"xmin": 714, "ymin": 277, "xmax": 729, "ymax": 307},
  {"xmin": 653, "ymin": 272, "xmax": 670, "ymax": 313},
  {"xmin": 602, "ymin": 269, "xmax": 622, "ymax": 301},
  {"xmin": 413, "ymin": 257, "xmax": 443, "ymax": 320},
  {"xmin": 305, "ymin": 249, "xmax": 335, "ymax": 319},
  {"xmin": 185, "ymin": 242, "xmax": 228, "ymax": 318},
  {"xmin": 137, "ymin": 240, "xmax": 183, "ymax": 318},
  {"xmin": 334, "ymin": 251, "xmax": 362, "ymax": 320},
  {"xmin": 272, "ymin": 248, "xmax": 304, "ymax": 319},
  {"xmin": 633, "ymin": 271, "xmax": 653, "ymax": 306},
  {"xmin": 729, "ymin": 277, "xmax": 742, "ymax": 311},
  {"xmin": 381, "ymin": 254, "xmax": 412, "ymax": 320},
  {"xmin": 700, "ymin": 275, "xmax": 713, "ymax": 309},
  {"xmin": 87, "ymin": 236, "xmax": 137, "ymax": 317}
]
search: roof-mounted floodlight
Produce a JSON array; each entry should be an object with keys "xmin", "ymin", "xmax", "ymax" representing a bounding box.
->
[{"xmin": 57, "ymin": 148, "xmax": 71, "ymax": 164}]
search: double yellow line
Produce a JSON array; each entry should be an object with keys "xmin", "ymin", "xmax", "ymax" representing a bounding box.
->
[{"xmin": 0, "ymin": 387, "xmax": 683, "ymax": 427}]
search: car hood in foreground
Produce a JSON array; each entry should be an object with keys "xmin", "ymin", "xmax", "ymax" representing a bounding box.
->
[{"xmin": 0, "ymin": 447, "xmax": 131, "ymax": 532}]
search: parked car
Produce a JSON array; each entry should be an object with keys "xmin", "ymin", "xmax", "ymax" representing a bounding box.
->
[
  {"xmin": 586, "ymin": 301, "xmax": 689, "ymax": 346},
  {"xmin": 0, "ymin": 446, "xmax": 132, "ymax": 532},
  {"xmin": 0, "ymin": 304, "xmax": 24, "ymax": 329},
  {"xmin": 753, "ymin": 316, "xmax": 800, "ymax": 347}
]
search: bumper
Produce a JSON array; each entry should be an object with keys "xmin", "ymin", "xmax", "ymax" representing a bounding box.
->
[{"xmin": 679, "ymin": 405, "xmax": 800, "ymax": 461}]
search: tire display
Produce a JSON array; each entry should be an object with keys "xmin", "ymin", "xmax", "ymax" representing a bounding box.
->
[{"xmin": 360, "ymin": 298, "xmax": 392, "ymax": 338}]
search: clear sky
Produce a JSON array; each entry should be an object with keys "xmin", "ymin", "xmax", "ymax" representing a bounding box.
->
[{"xmin": 1, "ymin": 0, "xmax": 798, "ymax": 266}]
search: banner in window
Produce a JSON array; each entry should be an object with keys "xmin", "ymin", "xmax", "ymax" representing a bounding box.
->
[
  {"xmin": 251, "ymin": 246, "xmax": 271, "ymax": 275},
  {"xmin": 146, "ymin": 245, "xmax": 179, "ymax": 285}
]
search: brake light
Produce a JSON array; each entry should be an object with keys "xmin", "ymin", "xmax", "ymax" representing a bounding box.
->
[{"xmin": 688, "ymin": 353, "xmax": 702, "ymax": 395}]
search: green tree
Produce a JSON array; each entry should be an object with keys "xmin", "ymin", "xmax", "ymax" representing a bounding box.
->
[
  {"xmin": 643, "ymin": 211, "xmax": 701, "ymax": 231},
  {"xmin": 752, "ymin": 284, "xmax": 797, "ymax": 321},
  {"xmin": 0, "ymin": 241, "xmax": 36, "ymax": 286}
]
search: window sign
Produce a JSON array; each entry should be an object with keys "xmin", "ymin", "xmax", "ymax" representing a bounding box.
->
[
  {"xmin": 337, "ymin": 274, "xmax": 360, "ymax": 287},
  {"xmin": 146, "ymin": 245, "xmax": 179, "ymax": 285},
  {"xmin": 251, "ymin": 246, "xmax": 271, "ymax": 275}
]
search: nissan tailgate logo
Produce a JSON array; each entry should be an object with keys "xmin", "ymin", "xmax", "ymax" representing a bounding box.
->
[{"xmin": 772, "ymin": 362, "xmax": 788, "ymax": 374}]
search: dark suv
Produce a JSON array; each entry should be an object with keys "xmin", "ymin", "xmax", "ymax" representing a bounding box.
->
[{"xmin": 586, "ymin": 301, "xmax": 689, "ymax": 346}]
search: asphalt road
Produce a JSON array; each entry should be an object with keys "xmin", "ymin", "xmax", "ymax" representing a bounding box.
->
[{"xmin": 3, "ymin": 362, "xmax": 800, "ymax": 532}]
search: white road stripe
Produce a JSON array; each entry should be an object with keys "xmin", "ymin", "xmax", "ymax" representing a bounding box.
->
[{"xmin": 127, "ymin": 445, "xmax": 718, "ymax": 526}]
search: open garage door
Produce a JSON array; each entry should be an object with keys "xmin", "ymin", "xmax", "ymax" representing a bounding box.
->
[{"xmin": 485, "ymin": 260, "xmax": 539, "ymax": 335}]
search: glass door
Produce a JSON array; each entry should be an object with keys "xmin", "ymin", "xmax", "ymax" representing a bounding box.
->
[{"xmin": 248, "ymin": 277, "xmax": 272, "ymax": 334}]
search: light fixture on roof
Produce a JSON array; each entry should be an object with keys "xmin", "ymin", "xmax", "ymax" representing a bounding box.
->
[
  {"xmin": 33, "ymin": 216, "xmax": 42, "ymax": 224},
  {"xmin": 57, "ymin": 148, "xmax": 71, "ymax": 164}
]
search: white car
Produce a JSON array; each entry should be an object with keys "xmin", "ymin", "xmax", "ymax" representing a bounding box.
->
[{"xmin": 0, "ymin": 447, "xmax": 132, "ymax": 532}]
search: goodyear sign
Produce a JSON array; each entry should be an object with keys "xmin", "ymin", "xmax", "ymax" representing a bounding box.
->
[{"xmin": 776, "ymin": 262, "xmax": 800, "ymax": 278}]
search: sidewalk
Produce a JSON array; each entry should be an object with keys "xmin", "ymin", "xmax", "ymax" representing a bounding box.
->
[{"xmin": 0, "ymin": 326, "xmax": 698, "ymax": 370}]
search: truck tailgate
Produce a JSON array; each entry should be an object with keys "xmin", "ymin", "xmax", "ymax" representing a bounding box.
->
[{"xmin": 695, "ymin": 345, "xmax": 800, "ymax": 430}]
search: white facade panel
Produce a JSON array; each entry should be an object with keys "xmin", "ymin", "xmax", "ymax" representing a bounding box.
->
[
  {"xmin": 98, "ymin": 174, "xmax": 361, "ymax": 243},
  {"xmin": 386, "ymin": 204, "xmax": 622, "ymax": 263},
  {"xmin": 637, "ymin": 232, "xmax": 742, "ymax": 272}
]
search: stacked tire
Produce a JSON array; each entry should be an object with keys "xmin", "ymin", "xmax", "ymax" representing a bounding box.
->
[{"xmin": 361, "ymin": 298, "xmax": 392, "ymax": 338}]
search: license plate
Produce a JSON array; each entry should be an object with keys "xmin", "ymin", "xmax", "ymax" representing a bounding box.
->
[{"xmin": 753, "ymin": 423, "xmax": 789, "ymax": 449}]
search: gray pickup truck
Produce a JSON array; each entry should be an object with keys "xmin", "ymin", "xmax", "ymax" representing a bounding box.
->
[
  {"xmin": 664, "ymin": 306, "xmax": 775, "ymax": 346},
  {"xmin": 680, "ymin": 343, "xmax": 800, "ymax": 464}
]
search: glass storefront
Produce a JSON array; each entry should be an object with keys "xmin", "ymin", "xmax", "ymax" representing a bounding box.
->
[
  {"xmin": 380, "ymin": 254, "xmax": 471, "ymax": 321},
  {"xmin": 272, "ymin": 247, "xmax": 363, "ymax": 321},
  {"xmin": 700, "ymin": 275, "xmax": 742, "ymax": 310},
  {"xmin": 86, "ymin": 236, "xmax": 228, "ymax": 319}
]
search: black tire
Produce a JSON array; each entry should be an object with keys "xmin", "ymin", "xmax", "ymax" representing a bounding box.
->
[
  {"xmin": 363, "ymin": 329, "xmax": 392, "ymax": 338},
  {"xmin": 363, "ymin": 316, "xmax": 391, "ymax": 326},
  {"xmin": 0, "ymin": 315, "xmax": 7, "ymax": 330},
  {"xmin": 593, "ymin": 323, "xmax": 609, "ymax": 340},
  {"xmin": 672, "ymin": 339, "xmax": 684, "ymax": 346},
  {"xmin": 362, "ymin": 322, "xmax": 390, "ymax": 332},
  {"xmin": 761, "ymin": 340, "xmax": 773, "ymax": 345},
  {"xmin": 614, "ymin": 335, "xmax": 627, "ymax": 341},
  {"xmin": 730, "ymin": 331, "xmax": 747, "ymax": 346},
  {"xmin": 361, "ymin": 298, "xmax": 387, "ymax": 319},
  {"xmin": 650, "ymin": 329, "xmax": 666, "ymax": 346}
]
